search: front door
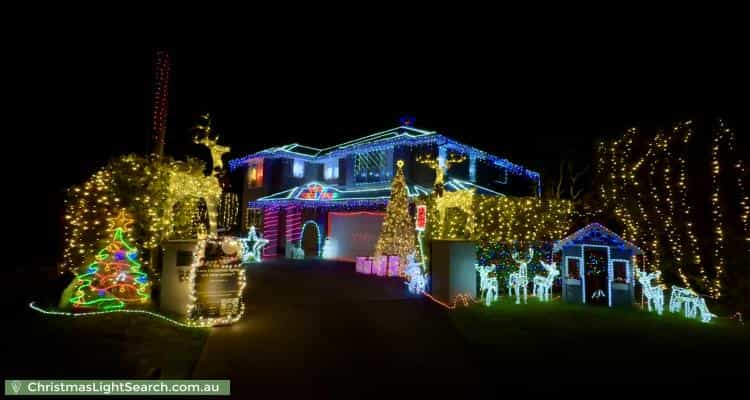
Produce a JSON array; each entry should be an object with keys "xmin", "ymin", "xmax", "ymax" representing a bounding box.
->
[{"xmin": 584, "ymin": 248, "xmax": 608, "ymax": 306}]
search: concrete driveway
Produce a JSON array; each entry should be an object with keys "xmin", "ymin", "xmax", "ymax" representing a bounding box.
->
[{"xmin": 192, "ymin": 259, "xmax": 478, "ymax": 391}]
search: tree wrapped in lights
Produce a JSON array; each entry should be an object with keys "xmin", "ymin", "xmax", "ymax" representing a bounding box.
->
[
  {"xmin": 596, "ymin": 119, "xmax": 748, "ymax": 302},
  {"xmin": 68, "ymin": 210, "xmax": 150, "ymax": 311},
  {"xmin": 61, "ymin": 155, "xmax": 221, "ymax": 275},
  {"xmin": 375, "ymin": 160, "xmax": 416, "ymax": 268}
]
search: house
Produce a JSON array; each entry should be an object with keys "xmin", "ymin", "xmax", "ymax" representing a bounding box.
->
[{"xmin": 228, "ymin": 120, "xmax": 541, "ymax": 260}]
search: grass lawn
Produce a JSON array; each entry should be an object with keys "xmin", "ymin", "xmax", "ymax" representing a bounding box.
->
[
  {"xmin": 449, "ymin": 298, "xmax": 750, "ymax": 382},
  {"xmin": 4, "ymin": 307, "xmax": 209, "ymax": 379}
]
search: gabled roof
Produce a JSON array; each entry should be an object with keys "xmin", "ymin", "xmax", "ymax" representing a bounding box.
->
[
  {"xmin": 228, "ymin": 125, "xmax": 540, "ymax": 183},
  {"xmin": 248, "ymin": 178, "xmax": 505, "ymax": 209},
  {"xmin": 553, "ymin": 223, "xmax": 643, "ymax": 254}
]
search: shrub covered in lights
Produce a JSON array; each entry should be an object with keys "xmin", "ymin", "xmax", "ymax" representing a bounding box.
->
[
  {"xmin": 61, "ymin": 155, "xmax": 222, "ymax": 275},
  {"xmin": 418, "ymin": 192, "xmax": 574, "ymax": 281}
]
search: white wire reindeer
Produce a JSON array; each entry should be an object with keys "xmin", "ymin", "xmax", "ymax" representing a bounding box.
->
[
  {"xmin": 475, "ymin": 264, "xmax": 499, "ymax": 306},
  {"xmin": 670, "ymin": 286, "xmax": 716, "ymax": 323},
  {"xmin": 532, "ymin": 260, "xmax": 559, "ymax": 302},
  {"xmin": 508, "ymin": 248, "xmax": 534, "ymax": 304},
  {"xmin": 636, "ymin": 267, "xmax": 665, "ymax": 315}
]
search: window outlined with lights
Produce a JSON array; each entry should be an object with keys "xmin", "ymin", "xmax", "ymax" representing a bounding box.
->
[{"xmin": 354, "ymin": 150, "xmax": 392, "ymax": 184}]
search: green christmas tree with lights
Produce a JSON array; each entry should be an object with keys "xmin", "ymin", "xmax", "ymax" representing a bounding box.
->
[
  {"xmin": 375, "ymin": 160, "xmax": 416, "ymax": 268},
  {"xmin": 68, "ymin": 210, "xmax": 151, "ymax": 311}
]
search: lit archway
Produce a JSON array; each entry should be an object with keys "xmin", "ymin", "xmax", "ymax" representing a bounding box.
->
[{"xmin": 300, "ymin": 220, "xmax": 321, "ymax": 257}]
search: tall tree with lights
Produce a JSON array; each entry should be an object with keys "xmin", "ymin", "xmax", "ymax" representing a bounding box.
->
[
  {"xmin": 375, "ymin": 160, "xmax": 416, "ymax": 267},
  {"xmin": 67, "ymin": 210, "xmax": 151, "ymax": 311}
]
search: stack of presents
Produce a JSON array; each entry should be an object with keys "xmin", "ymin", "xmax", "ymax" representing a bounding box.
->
[{"xmin": 355, "ymin": 256, "xmax": 401, "ymax": 277}]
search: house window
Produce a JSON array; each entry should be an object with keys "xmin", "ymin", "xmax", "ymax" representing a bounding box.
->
[
  {"xmin": 247, "ymin": 159, "xmax": 264, "ymax": 188},
  {"xmin": 292, "ymin": 159, "xmax": 305, "ymax": 178},
  {"xmin": 355, "ymin": 150, "xmax": 390, "ymax": 184},
  {"xmin": 324, "ymin": 159, "xmax": 339, "ymax": 180},
  {"xmin": 613, "ymin": 261, "xmax": 627, "ymax": 283},
  {"xmin": 567, "ymin": 258, "xmax": 581, "ymax": 280},
  {"xmin": 469, "ymin": 154, "xmax": 477, "ymax": 182},
  {"xmin": 245, "ymin": 207, "xmax": 263, "ymax": 231}
]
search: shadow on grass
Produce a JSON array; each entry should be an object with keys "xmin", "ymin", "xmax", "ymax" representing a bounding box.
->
[
  {"xmin": 449, "ymin": 298, "xmax": 750, "ymax": 383},
  {"xmin": 3, "ymin": 307, "xmax": 209, "ymax": 379}
]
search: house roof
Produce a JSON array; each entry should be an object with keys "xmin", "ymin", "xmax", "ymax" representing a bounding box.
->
[
  {"xmin": 552, "ymin": 223, "xmax": 643, "ymax": 254},
  {"xmin": 248, "ymin": 178, "xmax": 505, "ymax": 209},
  {"xmin": 228, "ymin": 125, "xmax": 540, "ymax": 183}
]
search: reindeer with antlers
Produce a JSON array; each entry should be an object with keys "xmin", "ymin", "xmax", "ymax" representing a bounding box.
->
[
  {"xmin": 532, "ymin": 260, "xmax": 559, "ymax": 302},
  {"xmin": 475, "ymin": 264, "xmax": 499, "ymax": 306},
  {"xmin": 416, "ymin": 153, "xmax": 466, "ymax": 197},
  {"xmin": 509, "ymin": 248, "xmax": 534, "ymax": 304},
  {"xmin": 635, "ymin": 267, "xmax": 665, "ymax": 315}
]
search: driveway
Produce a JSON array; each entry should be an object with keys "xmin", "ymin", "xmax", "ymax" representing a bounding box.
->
[{"xmin": 192, "ymin": 259, "xmax": 478, "ymax": 390}]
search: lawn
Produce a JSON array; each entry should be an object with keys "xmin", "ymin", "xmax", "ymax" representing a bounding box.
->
[
  {"xmin": 3, "ymin": 308, "xmax": 209, "ymax": 379},
  {"xmin": 449, "ymin": 298, "xmax": 750, "ymax": 382}
]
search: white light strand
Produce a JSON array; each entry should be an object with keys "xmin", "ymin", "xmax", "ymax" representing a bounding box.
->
[{"xmin": 29, "ymin": 302, "xmax": 202, "ymax": 329}]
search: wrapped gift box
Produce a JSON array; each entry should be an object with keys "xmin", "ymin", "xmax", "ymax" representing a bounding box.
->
[
  {"xmin": 372, "ymin": 256, "xmax": 387, "ymax": 276},
  {"xmin": 356, "ymin": 256, "xmax": 372, "ymax": 275},
  {"xmin": 387, "ymin": 255, "xmax": 400, "ymax": 277}
]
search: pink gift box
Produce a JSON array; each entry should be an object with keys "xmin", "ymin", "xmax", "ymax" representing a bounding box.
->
[
  {"xmin": 372, "ymin": 256, "xmax": 387, "ymax": 276},
  {"xmin": 356, "ymin": 256, "xmax": 372, "ymax": 274},
  {"xmin": 387, "ymin": 256, "xmax": 400, "ymax": 277}
]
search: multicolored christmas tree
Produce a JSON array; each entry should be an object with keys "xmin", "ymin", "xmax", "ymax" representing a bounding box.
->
[
  {"xmin": 69, "ymin": 210, "xmax": 150, "ymax": 311},
  {"xmin": 375, "ymin": 160, "xmax": 416, "ymax": 267}
]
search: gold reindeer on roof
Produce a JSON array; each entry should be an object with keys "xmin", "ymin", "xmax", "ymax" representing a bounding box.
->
[
  {"xmin": 417, "ymin": 153, "xmax": 466, "ymax": 196},
  {"xmin": 192, "ymin": 113, "xmax": 231, "ymax": 173}
]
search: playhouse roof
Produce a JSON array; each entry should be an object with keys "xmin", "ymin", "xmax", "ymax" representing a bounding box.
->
[
  {"xmin": 552, "ymin": 223, "xmax": 643, "ymax": 254},
  {"xmin": 227, "ymin": 125, "xmax": 540, "ymax": 183}
]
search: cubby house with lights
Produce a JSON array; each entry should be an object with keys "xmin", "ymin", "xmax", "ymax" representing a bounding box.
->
[{"xmin": 228, "ymin": 121, "xmax": 541, "ymax": 260}]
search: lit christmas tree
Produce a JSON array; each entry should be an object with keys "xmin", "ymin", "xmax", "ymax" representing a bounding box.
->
[
  {"xmin": 375, "ymin": 160, "xmax": 416, "ymax": 268},
  {"xmin": 69, "ymin": 210, "xmax": 150, "ymax": 311}
]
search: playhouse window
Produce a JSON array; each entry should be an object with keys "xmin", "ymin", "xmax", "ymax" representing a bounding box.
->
[
  {"xmin": 613, "ymin": 261, "xmax": 627, "ymax": 283},
  {"xmin": 354, "ymin": 150, "xmax": 390, "ymax": 183},
  {"xmin": 567, "ymin": 258, "xmax": 580, "ymax": 280}
]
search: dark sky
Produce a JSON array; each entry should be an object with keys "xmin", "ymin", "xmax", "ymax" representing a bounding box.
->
[{"xmin": 14, "ymin": 44, "xmax": 747, "ymax": 268}]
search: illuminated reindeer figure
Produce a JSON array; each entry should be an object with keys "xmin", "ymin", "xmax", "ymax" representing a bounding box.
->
[
  {"xmin": 475, "ymin": 264, "xmax": 499, "ymax": 306},
  {"xmin": 635, "ymin": 267, "xmax": 665, "ymax": 315},
  {"xmin": 417, "ymin": 153, "xmax": 467, "ymax": 196},
  {"xmin": 508, "ymin": 248, "xmax": 534, "ymax": 304},
  {"xmin": 670, "ymin": 286, "xmax": 716, "ymax": 323},
  {"xmin": 192, "ymin": 113, "xmax": 231, "ymax": 174},
  {"xmin": 532, "ymin": 260, "xmax": 559, "ymax": 302}
]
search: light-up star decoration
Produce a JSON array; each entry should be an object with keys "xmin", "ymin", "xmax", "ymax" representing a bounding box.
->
[
  {"xmin": 110, "ymin": 209, "xmax": 134, "ymax": 232},
  {"xmin": 239, "ymin": 226, "xmax": 269, "ymax": 263},
  {"xmin": 193, "ymin": 113, "xmax": 231, "ymax": 173}
]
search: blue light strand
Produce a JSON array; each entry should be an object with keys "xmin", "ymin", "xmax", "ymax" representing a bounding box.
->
[{"xmin": 228, "ymin": 129, "xmax": 540, "ymax": 186}]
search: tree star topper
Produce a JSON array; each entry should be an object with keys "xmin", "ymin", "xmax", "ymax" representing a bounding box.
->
[{"xmin": 110, "ymin": 209, "xmax": 134, "ymax": 231}]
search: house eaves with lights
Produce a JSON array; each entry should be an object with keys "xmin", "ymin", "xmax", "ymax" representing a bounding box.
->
[{"xmin": 228, "ymin": 121, "xmax": 541, "ymax": 259}]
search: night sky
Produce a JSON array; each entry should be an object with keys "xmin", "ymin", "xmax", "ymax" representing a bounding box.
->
[{"xmin": 14, "ymin": 45, "xmax": 747, "ymax": 269}]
